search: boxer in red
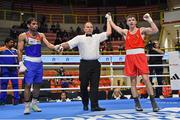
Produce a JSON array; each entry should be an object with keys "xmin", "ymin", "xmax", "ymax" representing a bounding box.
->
[{"xmin": 106, "ymin": 13, "xmax": 159, "ymax": 112}]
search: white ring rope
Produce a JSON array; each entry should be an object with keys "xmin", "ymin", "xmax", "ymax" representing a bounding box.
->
[
  {"xmin": 0, "ymin": 75, "xmax": 170, "ymax": 80},
  {"xmin": 0, "ymin": 54, "xmax": 165, "ymax": 57},
  {"xmin": 0, "ymin": 85, "xmax": 171, "ymax": 92},
  {"xmin": 0, "ymin": 54, "xmax": 171, "ymax": 93},
  {"xmin": 0, "ymin": 64, "xmax": 170, "ymax": 68}
]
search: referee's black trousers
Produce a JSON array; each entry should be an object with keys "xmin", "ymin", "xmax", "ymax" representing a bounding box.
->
[{"xmin": 79, "ymin": 59, "xmax": 101, "ymax": 108}]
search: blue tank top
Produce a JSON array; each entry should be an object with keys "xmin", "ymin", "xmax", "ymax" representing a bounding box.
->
[{"xmin": 25, "ymin": 32, "xmax": 42, "ymax": 57}]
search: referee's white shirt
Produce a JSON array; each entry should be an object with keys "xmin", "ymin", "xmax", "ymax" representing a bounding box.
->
[{"xmin": 68, "ymin": 32, "xmax": 108, "ymax": 60}]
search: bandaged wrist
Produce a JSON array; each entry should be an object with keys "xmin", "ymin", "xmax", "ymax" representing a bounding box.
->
[{"xmin": 148, "ymin": 18, "xmax": 153, "ymax": 23}]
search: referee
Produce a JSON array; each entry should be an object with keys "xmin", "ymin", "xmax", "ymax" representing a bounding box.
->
[{"xmin": 60, "ymin": 19, "xmax": 111, "ymax": 111}]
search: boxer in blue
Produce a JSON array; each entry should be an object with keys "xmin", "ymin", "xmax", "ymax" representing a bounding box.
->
[{"xmin": 18, "ymin": 17, "xmax": 61, "ymax": 115}]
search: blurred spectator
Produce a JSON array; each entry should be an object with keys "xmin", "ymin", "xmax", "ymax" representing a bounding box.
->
[
  {"xmin": 103, "ymin": 23, "xmax": 107, "ymax": 32},
  {"xmin": 38, "ymin": 15, "xmax": 48, "ymax": 32},
  {"xmin": 137, "ymin": 79, "xmax": 148, "ymax": 98},
  {"xmin": 112, "ymin": 30, "xmax": 120, "ymax": 40},
  {"xmin": 55, "ymin": 22, "xmax": 60, "ymax": 32},
  {"xmin": 106, "ymin": 41, "xmax": 113, "ymax": 51},
  {"xmin": 0, "ymin": 38, "xmax": 20, "ymax": 105},
  {"xmin": 50, "ymin": 79, "xmax": 61, "ymax": 93},
  {"xmin": 50, "ymin": 68, "xmax": 65, "ymax": 93},
  {"xmin": 62, "ymin": 30, "xmax": 69, "ymax": 42},
  {"xmin": 57, "ymin": 67, "xmax": 65, "ymax": 76},
  {"xmin": 50, "ymin": 22, "xmax": 56, "ymax": 33},
  {"xmin": 44, "ymin": 24, "xmax": 48, "ymax": 32},
  {"xmin": 56, "ymin": 29, "xmax": 62, "ymax": 38},
  {"xmin": 61, "ymin": 78, "xmax": 70, "ymax": 88},
  {"xmin": 39, "ymin": 23, "xmax": 48, "ymax": 33},
  {"xmin": 13, "ymin": 40, "xmax": 18, "ymax": 49},
  {"xmin": 100, "ymin": 42, "xmax": 106, "ymax": 52},
  {"xmin": 76, "ymin": 26, "xmax": 82, "ymax": 35},
  {"xmin": 93, "ymin": 27, "xmax": 100, "ymax": 34},
  {"xmin": 118, "ymin": 21, "xmax": 126, "ymax": 29},
  {"xmin": 40, "ymin": 15, "xmax": 47, "ymax": 26},
  {"xmin": 122, "ymin": 19, "xmax": 129, "ymax": 29},
  {"xmin": 20, "ymin": 20, "xmax": 27, "ymax": 29},
  {"xmin": 10, "ymin": 25, "xmax": 18, "ymax": 39},
  {"xmin": 112, "ymin": 88, "xmax": 127, "ymax": 99},
  {"xmin": 69, "ymin": 27, "xmax": 75, "ymax": 39},
  {"xmin": 111, "ymin": 20, "xmax": 126, "ymax": 41},
  {"xmin": 56, "ymin": 67, "xmax": 69, "ymax": 88},
  {"xmin": 148, "ymin": 40, "xmax": 164, "ymax": 98},
  {"xmin": 59, "ymin": 92, "xmax": 71, "ymax": 102},
  {"xmin": 162, "ymin": 81, "xmax": 172, "ymax": 98},
  {"xmin": 54, "ymin": 37, "xmax": 62, "ymax": 45},
  {"xmin": 118, "ymin": 45, "xmax": 125, "ymax": 51}
]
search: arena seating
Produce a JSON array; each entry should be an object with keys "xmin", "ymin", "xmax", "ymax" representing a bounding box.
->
[
  {"xmin": 43, "ymin": 70, "xmax": 58, "ymax": 76},
  {"xmin": 33, "ymin": 4, "xmax": 63, "ymax": 14},
  {"xmin": 44, "ymin": 32, "xmax": 56, "ymax": 44},
  {"xmin": 1, "ymin": 1, "xmax": 160, "ymax": 23},
  {"xmin": 13, "ymin": 2, "xmax": 32, "ymax": 12}
]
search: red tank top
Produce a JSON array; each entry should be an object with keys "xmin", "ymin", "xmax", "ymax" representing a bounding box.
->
[{"xmin": 125, "ymin": 29, "xmax": 145, "ymax": 50}]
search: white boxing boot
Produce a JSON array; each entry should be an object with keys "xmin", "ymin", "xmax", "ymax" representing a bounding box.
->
[
  {"xmin": 24, "ymin": 102, "xmax": 31, "ymax": 115},
  {"xmin": 32, "ymin": 98, "xmax": 42, "ymax": 112}
]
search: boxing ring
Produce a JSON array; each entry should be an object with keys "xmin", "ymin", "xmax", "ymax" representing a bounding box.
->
[
  {"xmin": 0, "ymin": 98, "xmax": 180, "ymax": 119},
  {"xmin": 0, "ymin": 54, "xmax": 180, "ymax": 119}
]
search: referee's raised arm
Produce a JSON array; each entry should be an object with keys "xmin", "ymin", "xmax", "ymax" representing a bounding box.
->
[{"xmin": 105, "ymin": 16, "xmax": 112, "ymax": 36}]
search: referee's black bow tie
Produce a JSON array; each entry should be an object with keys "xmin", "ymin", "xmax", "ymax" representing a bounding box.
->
[{"xmin": 86, "ymin": 34, "xmax": 92, "ymax": 37}]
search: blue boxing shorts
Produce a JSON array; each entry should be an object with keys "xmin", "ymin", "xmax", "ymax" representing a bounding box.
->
[{"xmin": 24, "ymin": 60, "xmax": 43, "ymax": 85}]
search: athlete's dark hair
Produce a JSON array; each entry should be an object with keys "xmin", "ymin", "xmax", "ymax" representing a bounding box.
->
[
  {"xmin": 26, "ymin": 17, "xmax": 37, "ymax": 25},
  {"xmin": 126, "ymin": 14, "xmax": 137, "ymax": 21}
]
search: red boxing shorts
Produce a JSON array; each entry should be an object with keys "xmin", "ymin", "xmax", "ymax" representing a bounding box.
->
[{"xmin": 124, "ymin": 53, "xmax": 149, "ymax": 76}]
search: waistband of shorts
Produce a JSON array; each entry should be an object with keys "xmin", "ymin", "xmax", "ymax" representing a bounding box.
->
[
  {"xmin": 126, "ymin": 48, "xmax": 145, "ymax": 55},
  {"xmin": 24, "ymin": 56, "xmax": 42, "ymax": 62},
  {"xmin": 80, "ymin": 59, "xmax": 98, "ymax": 62}
]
